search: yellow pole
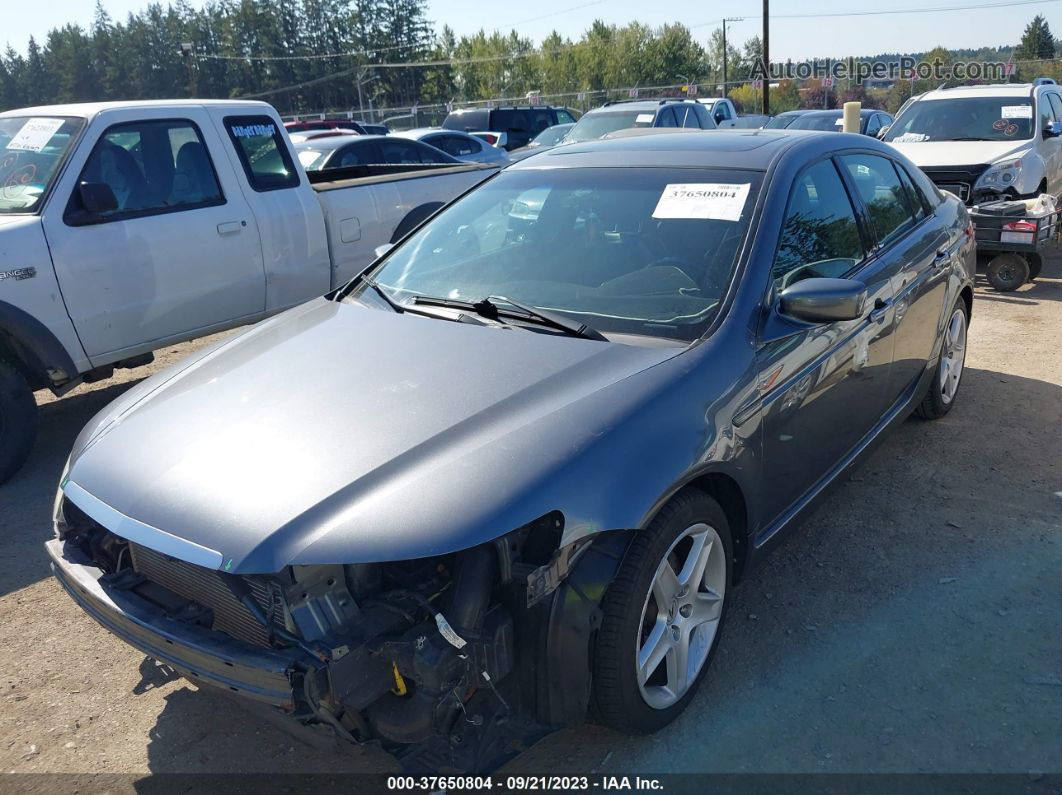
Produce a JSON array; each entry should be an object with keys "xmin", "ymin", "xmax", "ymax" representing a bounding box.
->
[{"xmin": 842, "ymin": 101, "xmax": 861, "ymax": 133}]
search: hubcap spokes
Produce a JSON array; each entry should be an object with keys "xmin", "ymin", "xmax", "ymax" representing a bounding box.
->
[
  {"xmin": 939, "ymin": 309, "xmax": 967, "ymax": 404},
  {"xmin": 636, "ymin": 523, "xmax": 726, "ymax": 710}
]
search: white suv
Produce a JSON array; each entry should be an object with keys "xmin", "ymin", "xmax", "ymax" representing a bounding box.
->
[{"xmin": 883, "ymin": 80, "xmax": 1062, "ymax": 204}]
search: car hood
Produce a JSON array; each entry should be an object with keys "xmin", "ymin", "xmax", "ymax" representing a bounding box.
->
[
  {"xmin": 887, "ymin": 139, "xmax": 1031, "ymax": 167},
  {"xmin": 65, "ymin": 298, "xmax": 678, "ymax": 571}
]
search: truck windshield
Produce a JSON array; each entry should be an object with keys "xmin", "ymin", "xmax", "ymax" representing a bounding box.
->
[
  {"xmin": 0, "ymin": 117, "xmax": 85, "ymax": 214},
  {"xmin": 353, "ymin": 167, "xmax": 762, "ymax": 342},
  {"xmin": 883, "ymin": 96, "xmax": 1035, "ymax": 143},
  {"xmin": 565, "ymin": 111, "xmax": 654, "ymax": 143}
]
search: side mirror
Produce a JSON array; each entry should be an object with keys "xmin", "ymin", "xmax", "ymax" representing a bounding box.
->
[
  {"xmin": 1044, "ymin": 121, "xmax": 1062, "ymax": 138},
  {"xmin": 78, "ymin": 181, "xmax": 118, "ymax": 214},
  {"xmin": 779, "ymin": 277, "xmax": 867, "ymax": 323},
  {"xmin": 374, "ymin": 243, "xmax": 394, "ymax": 259}
]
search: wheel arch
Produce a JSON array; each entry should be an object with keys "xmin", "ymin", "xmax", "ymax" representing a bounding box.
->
[{"xmin": 0, "ymin": 300, "xmax": 79, "ymax": 391}]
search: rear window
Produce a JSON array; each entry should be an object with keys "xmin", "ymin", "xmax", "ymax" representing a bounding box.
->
[
  {"xmin": 443, "ymin": 110, "xmax": 488, "ymax": 132},
  {"xmin": 224, "ymin": 115, "xmax": 300, "ymax": 191},
  {"xmin": 567, "ymin": 110, "xmax": 655, "ymax": 143}
]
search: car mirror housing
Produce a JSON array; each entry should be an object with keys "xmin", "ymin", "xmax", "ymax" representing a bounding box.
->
[
  {"xmin": 78, "ymin": 181, "xmax": 119, "ymax": 215},
  {"xmin": 779, "ymin": 277, "xmax": 868, "ymax": 323},
  {"xmin": 1044, "ymin": 121, "xmax": 1062, "ymax": 139}
]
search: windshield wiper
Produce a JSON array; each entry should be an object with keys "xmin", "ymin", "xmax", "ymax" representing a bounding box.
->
[
  {"xmin": 361, "ymin": 276, "xmax": 405, "ymax": 313},
  {"xmin": 412, "ymin": 295, "xmax": 608, "ymax": 341}
]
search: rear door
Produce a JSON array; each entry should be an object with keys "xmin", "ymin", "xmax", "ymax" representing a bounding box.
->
[
  {"xmin": 1043, "ymin": 92, "xmax": 1062, "ymax": 194},
  {"xmin": 839, "ymin": 153, "xmax": 950, "ymax": 402},
  {"xmin": 756, "ymin": 157, "xmax": 896, "ymax": 527},
  {"xmin": 42, "ymin": 109, "xmax": 266, "ymax": 361}
]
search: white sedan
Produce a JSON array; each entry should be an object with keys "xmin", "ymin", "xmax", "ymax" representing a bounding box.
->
[{"xmin": 393, "ymin": 128, "xmax": 510, "ymax": 165}]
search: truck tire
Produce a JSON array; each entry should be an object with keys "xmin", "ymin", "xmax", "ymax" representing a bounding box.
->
[
  {"xmin": 1027, "ymin": 253, "xmax": 1043, "ymax": 281},
  {"xmin": 0, "ymin": 358, "xmax": 38, "ymax": 484}
]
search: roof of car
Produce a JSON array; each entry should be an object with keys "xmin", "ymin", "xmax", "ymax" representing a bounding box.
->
[
  {"xmin": 0, "ymin": 99, "xmax": 273, "ymax": 119},
  {"xmin": 292, "ymin": 134, "xmax": 384, "ymax": 151},
  {"xmin": 507, "ymin": 128, "xmax": 877, "ymax": 170},
  {"xmin": 921, "ymin": 83, "xmax": 1038, "ymax": 100}
]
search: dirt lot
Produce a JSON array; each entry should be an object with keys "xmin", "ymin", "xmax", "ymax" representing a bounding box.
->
[{"xmin": 1, "ymin": 253, "xmax": 1060, "ymax": 778}]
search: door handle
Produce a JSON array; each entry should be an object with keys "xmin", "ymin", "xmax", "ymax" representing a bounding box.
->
[
  {"xmin": 217, "ymin": 221, "xmax": 243, "ymax": 235},
  {"xmin": 933, "ymin": 246, "xmax": 949, "ymax": 268},
  {"xmin": 869, "ymin": 298, "xmax": 891, "ymax": 324}
]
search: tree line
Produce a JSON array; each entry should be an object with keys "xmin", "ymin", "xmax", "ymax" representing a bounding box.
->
[{"xmin": 0, "ymin": 2, "xmax": 1057, "ymax": 117}]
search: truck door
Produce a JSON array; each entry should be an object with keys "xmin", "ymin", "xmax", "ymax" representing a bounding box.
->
[{"xmin": 42, "ymin": 109, "xmax": 266, "ymax": 361}]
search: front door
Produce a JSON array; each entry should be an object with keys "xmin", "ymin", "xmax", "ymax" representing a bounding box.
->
[
  {"xmin": 756, "ymin": 157, "xmax": 897, "ymax": 529},
  {"xmin": 42, "ymin": 109, "xmax": 264, "ymax": 361}
]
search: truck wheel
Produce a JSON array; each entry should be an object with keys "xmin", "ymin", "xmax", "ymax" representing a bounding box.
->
[
  {"xmin": 985, "ymin": 253, "xmax": 1028, "ymax": 292},
  {"xmin": 0, "ymin": 358, "xmax": 38, "ymax": 484},
  {"xmin": 1027, "ymin": 253, "xmax": 1042, "ymax": 281},
  {"xmin": 592, "ymin": 489, "xmax": 732, "ymax": 734},
  {"xmin": 915, "ymin": 298, "xmax": 968, "ymax": 420}
]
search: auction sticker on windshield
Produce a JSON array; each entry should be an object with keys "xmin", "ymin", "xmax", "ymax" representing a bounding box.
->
[
  {"xmin": 1001, "ymin": 105, "xmax": 1032, "ymax": 119},
  {"xmin": 652, "ymin": 183, "xmax": 750, "ymax": 222},
  {"xmin": 6, "ymin": 118, "xmax": 64, "ymax": 152}
]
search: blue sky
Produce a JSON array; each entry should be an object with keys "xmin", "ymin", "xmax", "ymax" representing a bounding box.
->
[{"xmin": 4, "ymin": 0, "xmax": 1057, "ymax": 60}]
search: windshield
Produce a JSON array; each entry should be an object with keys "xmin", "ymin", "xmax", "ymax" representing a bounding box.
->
[
  {"xmin": 787, "ymin": 115, "xmax": 844, "ymax": 132},
  {"xmin": 0, "ymin": 116, "xmax": 84, "ymax": 214},
  {"xmin": 351, "ymin": 167, "xmax": 762, "ymax": 342},
  {"xmin": 531, "ymin": 125, "xmax": 573, "ymax": 147},
  {"xmin": 763, "ymin": 115, "xmax": 798, "ymax": 129},
  {"xmin": 883, "ymin": 96, "xmax": 1035, "ymax": 143},
  {"xmin": 566, "ymin": 111, "xmax": 654, "ymax": 143}
]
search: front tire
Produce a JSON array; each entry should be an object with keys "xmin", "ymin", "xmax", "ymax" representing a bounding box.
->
[
  {"xmin": 592, "ymin": 490, "xmax": 732, "ymax": 733},
  {"xmin": 915, "ymin": 299, "xmax": 968, "ymax": 420},
  {"xmin": 0, "ymin": 358, "xmax": 38, "ymax": 484}
]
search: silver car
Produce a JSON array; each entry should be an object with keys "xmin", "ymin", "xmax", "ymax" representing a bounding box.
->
[
  {"xmin": 393, "ymin": 127, "xmax": 510, "ymax": 165},
  {"xmin": 49, "ymin": 130, "xmax": 974, "ymax": 772}
]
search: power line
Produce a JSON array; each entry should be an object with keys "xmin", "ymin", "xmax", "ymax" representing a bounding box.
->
[{"xmin": 693, "ymin": 0, "xmax": 1058, "ymax": 27}]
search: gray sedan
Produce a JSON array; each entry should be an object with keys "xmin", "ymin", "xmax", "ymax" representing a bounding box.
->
[
  {"xmin": 49, "ymin": 130, "xmax": 975, "ymax": 771},
  {"xmin": 393, "ymin": 127, "xmax": 510, "ymax": 165}
]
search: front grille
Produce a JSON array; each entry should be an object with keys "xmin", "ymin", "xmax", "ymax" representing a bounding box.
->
[
  {"xmin": 130, "ymin": 543, "xmax": 285, "ymax": 648},
  {"xmin": 921, "ymin": 164, "xmax": 991, "ymax": 205}
]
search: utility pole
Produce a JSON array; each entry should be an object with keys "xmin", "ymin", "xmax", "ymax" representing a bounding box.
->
[
  {"xmin": 762, "ymin": 0, "xmax": 769, "ymax": 115},
  {"xmin": 721, "ymin": 18, "xmax": 743, "ymax": 99}
]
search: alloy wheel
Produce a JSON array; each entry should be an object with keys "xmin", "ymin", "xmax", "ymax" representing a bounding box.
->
[
  {"xmin": 939, "ymin": 307, "xmax": 967, "ymax": 405},
  {"xmin": 635, "ymin": 522, "xmax": 727, "ymax": 710}
]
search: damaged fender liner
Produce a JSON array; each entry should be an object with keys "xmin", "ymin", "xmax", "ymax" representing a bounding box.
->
[{"xmin": 46, "ymin": 539, "xmax": 313, "ymax": 707}]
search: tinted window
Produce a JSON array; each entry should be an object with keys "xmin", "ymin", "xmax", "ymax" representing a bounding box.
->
[
  {"xmin": 672, "ymin": 104, "xmax": 700, "ymax": 128},
  {"xmin": 840, "ymin": 154, "xmax": 915, "ymax": 246},
  {"xmin": 763, "ymin": 114, "xmax": 795, "ymax": 129},
  {"xmin": 788, "ymin": 114, "xmax": 844, "ymax": 132},
  {"xmin": 774, "ymin": 159, "xmax": 864, "ymax": 290},
  {"xmin": 531, "ymin": 109, "xmax": 553, "ymax": 133},
  {"xmin": 864, "ymin": 115, "xmax": 882, "ymax": 137},
  {"xmin": 378, "ymin": 139, "xmax": 424, "ymax": 164},
  {"xmin": 335, "ymin": 142, "xmax": 372, "ymax": 167},
  {"xmin": 432, "ymin": 134, "xmax": 479, "ymax": 157},
  {"xmin": 225, "ymin": 115, "xmax": 299, "ymax": 191},
  {"xmin": 656, "ymin": 107, "xmax": 679, "ymax": 128},
  {"xmin": 443, "ymin": 110, "xmax": 487, "ymax": 132},
  {"xmin": 894, "ymin": 163, "xmax": 927, "ymax": 221},
  {"xmin": 692, "ymin": 104, "xmax": 716, "ymax": 129},
  {"xmin": 555, "ymin": 109, "xmax": 576, "ymax": 124},
  {"xmin": 1048, "ymin": 93, "xmax": 1062, "ymax": 121},
  {"xmin": 71, "ymin": 119, "xmax": 223, "ymax": 222},
  {"xmin": 714, "ymin": 103, "xmax": 732, "ymax": 122}
]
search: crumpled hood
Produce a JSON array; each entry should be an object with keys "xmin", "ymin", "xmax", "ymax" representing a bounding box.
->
[
  {"xmin": 887, "ymin": 139, "xmax": 1031, "ymax": 167},
  {"xmin": 65, "ymin": 298, "xmax": 678, "ymax": 571}
]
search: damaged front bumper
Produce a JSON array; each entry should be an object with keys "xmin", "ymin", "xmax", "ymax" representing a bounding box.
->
[{"xmin": 46, "ymin": 538, "xmax": 313, "ymax": 708}]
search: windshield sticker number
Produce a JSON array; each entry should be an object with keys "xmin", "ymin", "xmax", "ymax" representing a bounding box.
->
[
  {"xmin": 652, "ymin": 183, "xmax": 751, "ymax": 222},
  {"xmin": 5, "ymin": 118, "xmax": 64, "ymax": 153},
  {"xmin": 1001, "ymin": 105, "xmax": 1032, "ymax": 119},
  {"xmin": 635, "ymin": 113, "xmax": 654, "ymax": 124}
]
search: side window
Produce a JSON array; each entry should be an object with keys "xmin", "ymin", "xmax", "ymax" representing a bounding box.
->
[
  {"xmin": 840, "ymin": 154, "xmax": 916, "ymax": 247},
  {"xmin": 224, "ymin": 115, "xmax": 300, "ymax": 191},
  {"xmin": 414, "ymin": 141, "xmax": 454, "ymax": 164},
  {"xmin": 693, "ymin": 103, "xmax": 715, "ymax": 129},
  {"xmin": 434, "ymin": 135, "xmax": 478, "ymax": 157},
  {"xmin": 531, "ymin": 109, "xmax": 553, "ymax": 133},
  {"xmin": 1048, "ymin": 93, "xmax": 1062, "ymax": 122},
  {"xmin": 336, "ymin": 143, "xmax": 370, "ymax": 167},
  {"xmin": 715, "ymin": 103, "xmax": 732, "ymax": 122},
  {"xmin": 378, "ymin": 139, "xmax": 423, "ymax": 164},
  {"xmin": 894, "ymin": 163, "xmax": 927, "ymax": 221},
  {"xmin": 774, "ymin": 159, "xmax": 865, "ymax": 290},
  {"xmin": 865, "ymin": 115, "xmax": 882, "ymax": 137},
  {"xmin": 680, "ymin": 105, "xmax": 700, "ymax": 128},
  {"xmin": 655, "ymin": 107, "xmax": 679, "ymax": 128},
  {"xmin": 555, "ymin": 109, "xmax": 576, "ymax": 124},
  {"xmin": 1037, "ymin": 95, "xmax": 1053, "ymax": 133},
  {"xmin": 68, "ymin": 118, "xmax": 223, "ymax": 223}
]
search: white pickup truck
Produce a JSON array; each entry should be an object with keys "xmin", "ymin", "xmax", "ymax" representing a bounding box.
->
[{"xmin": 0, "ymin": 99, "xmax": 498, "ymax": 483}]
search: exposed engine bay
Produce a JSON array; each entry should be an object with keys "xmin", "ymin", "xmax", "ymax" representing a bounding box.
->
[{"xmin": 55, "ymin": 498, "xmax": 630, "ymax": 772}]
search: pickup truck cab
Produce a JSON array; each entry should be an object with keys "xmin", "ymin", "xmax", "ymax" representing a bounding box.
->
[
  {"xmin": 696, "ymin": 98, "xmax": 740, "ymax": 128},
  {"xmin": 0, "ymin": 100, "xmax": 497, "ymax": 483}
]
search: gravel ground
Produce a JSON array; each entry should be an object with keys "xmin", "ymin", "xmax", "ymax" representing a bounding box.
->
[{"xmin": 1, "ymin": 253, "xmax": 1060, "ymax": 778}]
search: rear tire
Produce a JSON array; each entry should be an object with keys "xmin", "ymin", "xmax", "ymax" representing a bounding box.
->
[
  {"xmin": 915, "ymin": 299, "xmax": 968, "ymax": 420},
  {"xmin": 1027, "ymin": 253, "xmax": 1042, "ymax": 281},
  {"xmin": 0, "ymin": 358, "xmax": 38, "ymax": 484},
  {"xmin": 592, "ymin": 489, "xmax": 732, "ymax": 734},
  {"xmin": 986, "ymin": 253, "xmax": 1028, "ymax": 291}
]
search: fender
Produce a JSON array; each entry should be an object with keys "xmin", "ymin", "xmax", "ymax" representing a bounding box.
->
[{"xmin": 0, "ymin": 300, "xmax": 79, "ymax": 390}]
